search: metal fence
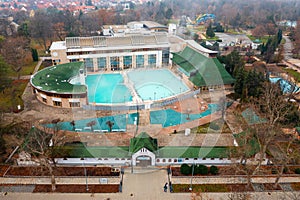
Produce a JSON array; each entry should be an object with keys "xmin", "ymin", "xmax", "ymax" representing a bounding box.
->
[{"xmin": 83, "ymin": 89, "xmax": 200, "ymax": 111}]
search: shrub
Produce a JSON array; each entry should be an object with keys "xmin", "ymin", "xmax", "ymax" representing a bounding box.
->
[
  {"xmin": 295, "ymin": 168, "xmax": 300, "ymax": 174},
  {"xmin": 271, "ymin": 168, "xmax": 278, "ymax": 174},
  {"xmin": 180, "ymin": 164, "xmax": 191, "ymax": 175},
  {"xmin": 283, "ymin": 167, "xmax": 288, "ymax": 174},
  {"xmin": 210, "ymin": 165, "xmax": 219, "ymax": 175},
  {"xmin": 209, "ymin": 122, "xmax": 220, "ymax": 130},
  {"xmin": 197, "ymin": 164, "xmax": 208, "ymax": 175}
]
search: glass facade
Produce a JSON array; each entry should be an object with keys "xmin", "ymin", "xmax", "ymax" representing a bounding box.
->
[
  {"xmin": 84, "ymin": 58, "xmax": 93, "ymax": 72},
  {"xmin": 136, "ymin": 55, "xmax": 144, "ymax": 68},
  {"xmin": 97, "ymin": 57, "xmax": 106, "ymax": 70},
  {"xmin": 110, "ymin": 56, "xmax": 120, "ymax": 71},
  {"xmin": 148, "ymin": 54, "xmax": 156, "ymax": 67},
  {"xmin": 162, "ymin": 49, "xmax": 169, "ymax": 65},
  {"xmin": 123, "ymin": 56, "xmax": 132, "ymax": 69}
]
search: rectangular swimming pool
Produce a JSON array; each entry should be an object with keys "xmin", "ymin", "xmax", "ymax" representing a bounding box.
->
[
  {"xmin": 86, "ymin": 73, "xmax": 132, "ymax": 104},
  {"xmin": 127, "ymin": 69, "xmax": 189, "ymax": 100}
]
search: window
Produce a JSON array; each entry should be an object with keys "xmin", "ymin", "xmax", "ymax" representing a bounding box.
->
[
  {"xmin": 148, "ymin": 54, "xmax": 156, "ymax": 67},
  {"xmin": 42, "ymin": 97, "xmax": 47, "ymax": 103},
  {"xmin": 53, "ymin": 101, "xmax": 62, "ymax": 107},
  {"xmin": 97, "ymin": 57, "xmax": 106, "ymax": 70},
  {"xmin": 70, "ymin": 59, "xmax": 79, "ymax": 62},
  {"xmin": 69, "ymin": 102, "xmax": 80, "ymax": 107},
  {"xmin": 84, "ymin": 58, "xmax": 94, "ymax": 72},
  {"xmin": 136, "ymin": 55, "xmax": 144, "ymax": 68},
  {"xmin": 123, "ymin": 56, "xmax": 132, "ymax": 69},
  {"xmin": 110, "ymin": 56, "xmax": 120, "ymax": 71},
  {"xmin": 162, "ymin": 49, "xmax": 169, "ymax": 65},
  {"xmin": 53, "ymin": 59, "xmax": 61, "ymax": 65}
]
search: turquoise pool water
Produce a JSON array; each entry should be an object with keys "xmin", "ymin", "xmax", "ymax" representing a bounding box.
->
[
  {"xmin": 150, "ymin": 104, "xmax": 218, "ymax": 127},
  {"xmin": 48, "ymin": 104, "xmax": 218, "ymax": 132},
  {"xmin": 269, "ymin": 77, "xmax": 300, "ymax": 94},
  {"xmin": 86, "ymin": 74, "xmax": 132, "ymax": 104},
  {"xmin": 127, "ymin": 69, "xmax": 189, "ymax": 100},
  {"xmin": 52, "ymin": 113, "xmax": 138, "ymax": 131}
]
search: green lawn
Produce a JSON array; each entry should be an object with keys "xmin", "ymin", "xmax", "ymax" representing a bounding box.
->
[
  {"xmin": 60, "ymin": 145, "xmax": 130, "ymax": 158},
  {"xmin": 283, "ymin": 68, "xmax": 300, "ymax": 83},
  {"xmin": 7, "ymin": 61, "xmax": 38, "ymax": 77},
  {"xmin": 158, "ymin": 146, "xmax": 230, "ymax": 158},
  {"xmin": 233, "ymin": 132, "xmax": 260, "ymax": 157},
  {"xmin": 247, "ymin": 35, "xmax": 270, "ymax": 44},
  {"xmin": 0, "ymin": 79, "xmax": 28, "ymax": 112}
]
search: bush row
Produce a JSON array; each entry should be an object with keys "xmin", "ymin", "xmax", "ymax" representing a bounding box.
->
[{"xmin": 180, "ymin": 164, "xmax": 218, "ymax": 175}]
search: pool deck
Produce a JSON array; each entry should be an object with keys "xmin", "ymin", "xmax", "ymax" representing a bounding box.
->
[
  {"xmin": 18, "ymin": 82, "xmax": 235, "ymax": 148},
  {"xmin": 43, "ymin": 93, "xmax": 235, "ymax": 147}
]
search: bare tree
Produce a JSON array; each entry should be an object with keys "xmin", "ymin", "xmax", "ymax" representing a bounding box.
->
[
  {"xmin": 0, "ymin": 36, "xmax": 31, "ymax": 79},
  {"xmin": 29, "ymin": 10, "xmax": 54, "ymax": 51},
  {"xmin": 272, "ymin": 136, "xmax": 300, "ymax": 189},
  {"xmin": 86, "ymin": 120, "xmax": 96, "ymax": 132},
  {"xmin": 106, "ymin": 120, "xmax": 114, "ymax": 132},
  {"xmin": 24, "ymin": 126, "xmax": 66, "ymax": 191}
]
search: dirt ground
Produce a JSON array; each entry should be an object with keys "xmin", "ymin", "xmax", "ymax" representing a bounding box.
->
[
  {"xmin": 33, "ymin": 184, "xmax": 119, "ymax": 193},
  {"xmin": 171, "ymin": 166, "xmax": 300, "ymax": 176},
  {"xmin": 2, "ymin": 166, "xmax": 119, "ymax": 177}
]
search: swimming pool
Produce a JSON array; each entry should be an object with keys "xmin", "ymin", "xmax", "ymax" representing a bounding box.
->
[
  {"xmin": 269, "ymin": 77, "xmax": 300, "ymax": 93},
  {"xmin": 86, "ymin": 74, "xmax": 132, "ymax": 104},
  {"xmin": 127, "ymin": 69, "xmax": 189, "ymax": 100},
  {"xmin": 150, "ymin": 104, "xmax": 218, "ymax": 127},
  {"xmin": 49, "ymin": 104, "xmax": 218, "ymax": 132}
]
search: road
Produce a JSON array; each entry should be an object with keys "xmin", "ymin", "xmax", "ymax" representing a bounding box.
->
[{"xmin": 283, "ymin": 35, "xmax": 300, "ymax": 74}]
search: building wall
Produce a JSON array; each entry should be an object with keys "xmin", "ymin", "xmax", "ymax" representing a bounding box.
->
[
  {"xmin": 65, "ymin": 50, "xmax": 166, "ymax": 72},
  {"xmin": 33, "ymin": 88, "xmax": 87, "ymax": 108},
  {"xmin": 51, "ymin": 49, "xmax": 68, "ymax": 65}
]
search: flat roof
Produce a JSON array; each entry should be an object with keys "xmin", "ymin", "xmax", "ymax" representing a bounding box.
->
[
  {"xmin": 140, "ymin": 21, "xmax": 168, "ymax": 29},
  {"xmin": 64, "ymin": 33, "xmax": 169, "ymax": 49},
  {"xmin": 30, "ymin": 62, "xmax": 86, "ymax": 94},
  {"xmin": 186, "ymin": 40, "xmax": 218, "ymax": 55},
  {"xmin": 49, "ymin": 41, "xmax": 66, "ymax": 50}
]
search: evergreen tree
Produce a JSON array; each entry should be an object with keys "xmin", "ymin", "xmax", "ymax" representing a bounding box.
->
[
  {"xmin": 234, "ymin": 67, "xmax": 246, "ymax": 97},
  {"xmin": 215, "ymin": 23, "xmax": 224, "ymax": 32},
  {"xmin": 31, "ymin": 48, "xmax": 39, "ymax": 62},
  {"xmin": 165, "ymin": 8, "xmax": 173, "ymax": 20},
  {"xmin": 206, "ymin": 23, "xmax": 215, "ymax": 38},
  {"xmin": 218, "ymin": 50, "xmax": 244, "ymax": 77}
]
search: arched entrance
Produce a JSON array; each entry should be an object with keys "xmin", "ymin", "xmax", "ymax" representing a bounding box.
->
[{"xmin": 136, "ymin": 155, "xmax": 152, "ymax": 167}]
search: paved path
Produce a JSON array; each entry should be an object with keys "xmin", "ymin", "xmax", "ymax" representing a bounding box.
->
[{"xmin": 0, "ymin": 168, "xmax": 300, "ymax": 199}]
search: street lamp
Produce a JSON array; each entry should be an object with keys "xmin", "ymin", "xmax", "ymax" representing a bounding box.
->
[
  {"xmin": 186, "ymin": 108, "xmax": 191, "ymax": 120},
  {"xmin": 82, "ymin": 161, "xmax": 89, "ymax": 192},
  {"xmin": 189, "ymin": 163, "xmax": 195, "ymax": 191},
  {"xmin": 154, "ymin": 92, "xmax": 156, "ymax": 100}
]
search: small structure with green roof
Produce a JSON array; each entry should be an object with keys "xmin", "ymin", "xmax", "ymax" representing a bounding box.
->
[
  {"xmin": 172, "ymin": 46, "xmax": 235, "ymax": 91},
  {"xmin": 129, "ymin": 132, "xmax": 158, "ymax": 166}
]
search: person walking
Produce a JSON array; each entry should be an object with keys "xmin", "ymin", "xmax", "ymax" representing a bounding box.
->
[{"xmin": 163, "ymin": 182, "xmax": 168, "ymax": 192}]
